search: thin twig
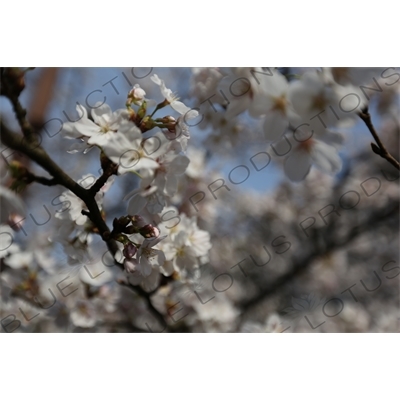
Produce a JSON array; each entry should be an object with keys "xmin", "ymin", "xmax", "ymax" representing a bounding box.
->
[
  {"xmin": 359, "ymin": 108, "xmax": 400, "ymax": 170},
  {"xmin": 25, "ymin": 172, "xmax": 58, "ymax": 186},
  {"xmin": 240, "ymin": 201, "xmax": 399, "ymax": 315},
  {"xmin": 120, "ymin": 281, "xmax": 168, "ymax": 331},
  {"xmin": 88, "ymin": 155, "xmax": 118, "ymax": 197}
]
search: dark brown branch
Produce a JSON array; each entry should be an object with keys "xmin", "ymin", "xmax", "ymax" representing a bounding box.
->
[
  {"xmin": 1, "ymin": 122, "xmax": 85, "ymax": 195},
  {"xmin": 1, "ymin": 124, "xmax": 109, "ymax": 248},
  {"xmin": 1, "ymin": 122, "xmax": 168, "ymax": 331},
  {"xmin": 119, "ymin": 281, "xmax": 167, "ymax": 331},
  {"xmin": 240, "ymin": 201, "xmax": 399, "ymax": 315},
  {"xmin": 359, "ymin": 109, "xmax": 400, "ymax": 170},
  {"xmin": 1, "ymin": 123, "xmax": 114, "ymax": 241},
  {"xmin": 25, "ymin": 172, "xmax": 57, "ymax": 186},
  {"xmin": 88, "ymin": 154, "xmax": 118, "ymax": 197}
]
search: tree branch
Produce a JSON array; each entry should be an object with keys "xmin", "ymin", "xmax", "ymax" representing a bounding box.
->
[
  {"xmin": 24, "ymin": 172, "xmax": 58, "ymax": 186},
  {"xmin": 88, "ymin": 153, "xmax": 118, "ymax": 197},
  {"xmin": 119, "ymin": 281, "xmax": 167, "ymax": 331},
  {"xmin": 1, "ymin": 121, "xmax": 168, "ymax": 331},
  {"xmin": 240, "ymin": 200, "xmax": 399, "ymax": 315},
  {"xmin": 359, "ymin": 108, "xmax": 400, "ymax": 170}
]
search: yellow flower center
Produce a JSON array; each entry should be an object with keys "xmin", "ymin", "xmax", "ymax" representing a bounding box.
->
[{"xmin": 272, "ymin": 95, "xmax": 287, "ymax": 113}]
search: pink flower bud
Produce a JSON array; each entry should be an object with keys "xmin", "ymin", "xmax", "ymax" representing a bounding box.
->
[
  {"xmin": 140, "ymin": 224, "xmax": 160, "ymax": 238},
  {"xmin": 128, "ymin": 85, "xmax": 146, "ymax": 104},
  {"xmin": 123, "ymin": 242, "xmax": 137, "ymax": 259}
]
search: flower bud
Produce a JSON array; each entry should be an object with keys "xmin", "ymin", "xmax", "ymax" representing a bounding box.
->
[
  {"xmin": 123, "ymin": 242, "xmax": 137, "ymax": 259},
  {"xmin": 123, "ymin": 225, "xmax": 139, "ymax": 234},
  {"xmin": 139, "ymin": 224, "xmax": 160, "ymax": 239},
  {"xmin": 128, "ymin": 84, "xmax": 146, "ymax": 105},
  {"xmin": 156, "ymin": 116, "xmax": 176, "ymax": 132},
  {"xmin": 130, "ymin": 215, "xmax": 146, "ymax": 228},
  {"xmin": 158, "ymin": 116, "xmax": 176, "ymax": 124},
  {"xmin": 114, "ymin": 216, "xmax": 131, "ymax": 230}
]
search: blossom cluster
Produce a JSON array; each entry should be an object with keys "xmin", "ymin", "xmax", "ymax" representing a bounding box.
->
[
  {"xmin": 190, "ymin": 67, "xmax": 399, "ymax": 181},
  {"xmin": 57, "ymin": 74, "xmax": 212, "ymax": 289}
]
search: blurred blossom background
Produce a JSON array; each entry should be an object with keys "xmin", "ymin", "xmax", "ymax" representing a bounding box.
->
[{"xmin": 0, "ymin": 67, "xmax": 399, "ymax": 332}]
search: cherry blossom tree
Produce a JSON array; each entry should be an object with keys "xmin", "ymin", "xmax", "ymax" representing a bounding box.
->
[{"xmin": 0, "ymin": 67, "xmax": 398, "ymax": 332}]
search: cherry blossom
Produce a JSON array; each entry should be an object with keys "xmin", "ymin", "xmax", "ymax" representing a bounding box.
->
[
  {"xmin": 280, "ymin": 129, "xmax": 344, "ymax": 182},
  {"xmin": 250, "ymin": 69, "xmax": 299, "ymax": 142},
  {"xmin": 55, "ymin": 174, "xmax": 107, "ymax": 226},
  {"xmin": 151, "ymin": 74, "xmax": 198, "ymax": 119},
  {"xmin": 102, "ymin": 125, "xmax": 166, "ymax": 175},
  {"xmin": 63, "ymin": 102, "xmax": 128, "ymax": 147}
]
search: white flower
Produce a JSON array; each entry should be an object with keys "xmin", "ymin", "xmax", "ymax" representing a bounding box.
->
[
  {"xmin": 185, "ymin": 147, "xmax": 206, "ymax": 179},
  {"xmin": 250, "ymin": 70, "xmax": 299, "ymax": 142},
  {"xmin": 57, "ymin": 191, "xmax": 89, "ymax": 226},
  {"xmin": 135, "ymin": 236, "xmax": 166, "ymax": 277},
  {"xmin": 126, "ymin": 177, "xmax": 166, "ymax": 214},
  {"xmin": 4, "ymin": 251, "xmax": 33, "ymax": 269},
  {"xmin": 53, "ymin": 221, "xmax": 93, "ymax": 264},
  {"xmin": 102, "ymin": 123, "xmax": 166, "ymax": 175},
  {"xmin": 124, "ymin": 236, "xmax": 166, "ymax": 291},
  {"xmin": 134, "ymin": 266, "xmax": 161, "ymax": 292},
  {"xmin": 70, "ymin": 299, "xmax": 97, "ymax": 328},
  {"xmin": 280, "ymin": 129, "xmax": 344, "ymax": 182},
  {"xmin": 191, "ymin": 295, "xmax": 239, "ymax": 332},
  {"xmin": 327, "ymin": 67, "xmax": 390, "ymax": 87},
  {"xmin": 63, "ymin": 103, "xmax": 128, "ymax": 147},
  {"xmin": 171, "ymin": 113, "xmax": 198, "ymax": 151},
  {"xmin": 163, "ymin": 231, "xmax": 200, "ymax": 273},
  {"xmin": 55, "ymin": 174, "xmax": 107, "ymax": 225},
  {"xmin": 217, "ymin": 67, "xmax": 269, "ymax": 118},
  {"xmin": 289, "ymin": 71, "xmax": 343, "ymax": 131},
  {"xmin": 153, "ymin": 152, "xmax": 190, "ymax": 197},
  {"xmin": 125, "ymin": 149, "xmax": 189, "ymax": 214},
  {"xmin": 199, "ymin": 109, "xmax": 245, "ymax": 149},
  {"xmin": 159, "ymin": 211, "xmax": 212, "ymax": 259},
  {"xmin": 151, "ymin": 74, "xmax": 198, "ymax": 118},
  {"xmin": 190, "ymin": 67, "xmax": 224, "ymax": 102},
  {"xmin": 241, "ymin": 313, "xmax": 283, "ymax": 333},
  {"xmin": 79, "ymin": 257, "xmax": 115, "ymax": 287},
  {"xmin": 186, "ymin": 224, "xmax": 212, "ymax": 257},
  {"xmin": 124, "ymin": 235, "xmax": 166, "ymax": 273}
]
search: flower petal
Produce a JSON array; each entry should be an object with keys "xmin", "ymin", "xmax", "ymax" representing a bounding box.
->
[
  {"xmin": 127, "ymin": 195, "xmax": 148, "ymax": 215},
  {"xmin": 140, "ymin": 256, "xmax": 153, "ymax": 277},
  {"xmin": 311, "ymin": 141, "xmax": 342, "ymax": 174},
  {"xmin": 284, "ymin": 149, "xmax": 312, "ymax": 182},
  {"xmin": 263, "ymin": 111, "xmax": 289, "ymax": 142},
  {"xmin": 91, "ymin": 103, "xmax": 112, "ymax": 125}
]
